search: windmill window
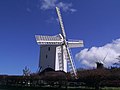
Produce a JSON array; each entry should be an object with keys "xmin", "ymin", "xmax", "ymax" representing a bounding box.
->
[
  {"xmin": 48, "ymin": 47, "xmax": 50, "ymax": 51},
  {"xmin": 46, "ymin": 55, "xmax": 48, "ymax": 59}
]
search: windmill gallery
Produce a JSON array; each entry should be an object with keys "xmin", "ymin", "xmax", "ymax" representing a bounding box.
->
[{"xmin": 0, "ymin": 7, "xmax": 119, "ymax": 90}]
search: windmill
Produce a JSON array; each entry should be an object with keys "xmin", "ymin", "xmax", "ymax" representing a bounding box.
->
[
  {"xmin": 35, "ymin": 7, "xmax": 83, "ymax": 78},
  {"xmin": 95, "ymin": 53, "xmax": 108, "ymax": 69}
]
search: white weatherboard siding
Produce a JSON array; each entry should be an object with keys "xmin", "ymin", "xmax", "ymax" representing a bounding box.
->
[
  {"xmin": 55, "ymin": 46, "xmax": 67, "ymax": 72},
  {"xmin": 63, "ymin": 45, "xmax": 67, "ymax": 72},
  {"xmin": 55, "ymin": 46, "xmax": 61, "ymax": 71}
]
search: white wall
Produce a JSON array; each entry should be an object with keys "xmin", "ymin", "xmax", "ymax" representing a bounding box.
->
[{"xmin": 39, "ymin": 45, "xmax": 67, "ymax": 72}]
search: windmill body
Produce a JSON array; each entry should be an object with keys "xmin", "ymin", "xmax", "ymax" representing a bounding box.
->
[
  {"xmin": 35, "ymin": 7, "xmax": 84, "ymax": 78},
  {"xmin": 40, "ymin": 45, "xmax": 67, "ymax": 72},
  {"xmin": 35, "ymin": 34, "xmax": 67, "ymax": 72}
]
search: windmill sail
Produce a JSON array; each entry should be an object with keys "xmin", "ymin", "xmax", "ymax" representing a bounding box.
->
[
  {"xmin": 68, "ymin": 40, "xmax": 84, "ymax": 48},
  {"xmin": 56, "ymin": 7, "xmax": 78, "ymax": 78},
  {"xmin": 56, "ymin": 7, "xmax": 66, "ymax": 39},
  {"xmin": 64, "ymin": 46, "xmax": 77, "ymax": 78}
]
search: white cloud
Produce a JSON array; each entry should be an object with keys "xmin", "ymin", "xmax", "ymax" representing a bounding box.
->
[
  {"xmin": 76, "ymin": 39, "xmax": 120, "ymax": 69},
  {"xmin": 40, "ymin": 0, "xmax": 56, "ymax": 10},
  {"xmin": 40, "ymin": 0, "xmax": 76, "ymax": 12}
]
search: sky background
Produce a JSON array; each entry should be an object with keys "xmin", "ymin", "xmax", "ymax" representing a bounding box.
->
[{"xmin": 0, "ymin": 0, "xmax": 120, "ymax": 75}]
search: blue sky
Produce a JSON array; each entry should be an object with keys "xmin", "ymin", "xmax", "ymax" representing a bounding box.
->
[{"xmin": 0, "ymin": 0, "xmax": 120, "ymax": 75}]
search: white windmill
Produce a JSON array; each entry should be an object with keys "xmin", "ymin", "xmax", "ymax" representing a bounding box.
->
[{"xmin": 35, "ymin": 7, "xmax": 84, "ymax": 78}]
